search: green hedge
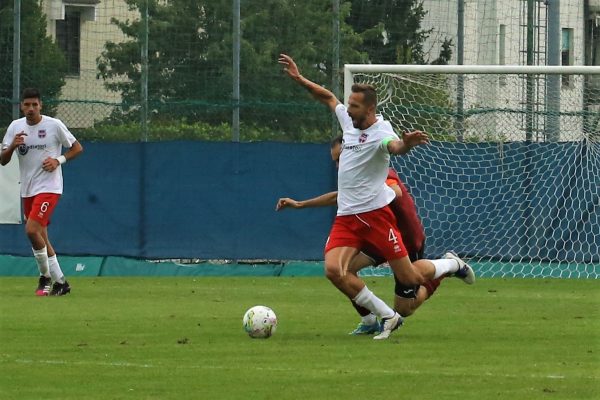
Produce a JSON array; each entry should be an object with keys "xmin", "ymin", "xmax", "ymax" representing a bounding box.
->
[{"xmin": 73, "ymin": 120, "xmax": 332, "ymax": 143}]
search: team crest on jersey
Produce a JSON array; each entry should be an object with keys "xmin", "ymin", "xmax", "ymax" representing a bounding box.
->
[
  {"xmin": 359, "ymin": 132, "xmax": 368, "ymax": 143},
  {"xmin": 38, "ymin": 129, "xmax": 46, "ymax": 138}
]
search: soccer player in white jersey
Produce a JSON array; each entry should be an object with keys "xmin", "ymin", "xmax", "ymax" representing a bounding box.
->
[
  {"xmin": 1, "ymin": 88, "xmax": 83, "ymax": 296},
  {"xmin": 276, "ymin": 136, "xmax": 447, "ymax": 336},
  {"xmin": 278, "ymin": 54, "xmax": 474, "ymax": 339}
]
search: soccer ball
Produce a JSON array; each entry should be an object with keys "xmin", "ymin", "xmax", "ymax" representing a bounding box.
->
[{"xmin": 242, "ymin": 305, "xmax": 277, "ymax": 339}]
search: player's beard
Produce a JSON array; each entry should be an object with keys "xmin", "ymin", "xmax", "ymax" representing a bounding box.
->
[
  {"xmin": 352, "ymin": 116, "xmax": 366, "ymax": 129},
  {"xmin": 26, "ymin": 112, "xmax": 40, "ymax": 125}
]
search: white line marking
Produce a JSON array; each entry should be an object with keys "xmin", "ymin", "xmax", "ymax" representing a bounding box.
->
[{"xmin": 2, "ymin": 357, "xmax": 587, "ymax": 380}]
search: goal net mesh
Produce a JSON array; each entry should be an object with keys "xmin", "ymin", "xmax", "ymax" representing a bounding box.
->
[{"xmin": 349, "ymin": 69, "xmax": 600, "ymax": 278}]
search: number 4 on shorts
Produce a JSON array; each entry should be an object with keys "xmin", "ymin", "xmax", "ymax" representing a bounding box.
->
[{"xmin": 388, "ymin": 228, "xmax": 398, "ymax": 244}]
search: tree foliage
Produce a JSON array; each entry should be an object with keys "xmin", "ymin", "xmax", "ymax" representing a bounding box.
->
[
  {"xmin": 95, "ymin": 0, "xmax": 453, "ymax": 141},
  {"xmin": 0, "ymin": 0, "xmax": 66, "ymax": 127},
  {"xmin": 97, "ymin": 0, "xmax": 362, "ymax": 132},
  {"xmin": 347, "ymin": 0, "xmax": 451, "ymax": 65}
]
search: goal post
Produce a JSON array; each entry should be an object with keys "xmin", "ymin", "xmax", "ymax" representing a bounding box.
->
[{"xmin": 344, "ymin": 64, "xmax": 600, "ymax": 278}]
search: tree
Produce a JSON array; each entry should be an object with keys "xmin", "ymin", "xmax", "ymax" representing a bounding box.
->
[
  {"xmin": 347, "ymin": 0, "xmax": 452, "ymax": 65},
  {"xmin": 0, "ymin": 0, "xmax": 66, "ymax": 127},
  {"xmin": 96, "ymin": 1, "xmax": 455, "ymax": 142},
  {"xmin": 96, "ymin": 0, "xmax": 364, "ymax": 140}
]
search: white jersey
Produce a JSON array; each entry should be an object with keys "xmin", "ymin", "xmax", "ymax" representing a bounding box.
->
[
  {"xmin": 2, "ymin": 116, "xmax": 77, "ymax": 197},
  {"xmin": 335, "ymin": 104, "xmax": 398, "ymax": 216}
]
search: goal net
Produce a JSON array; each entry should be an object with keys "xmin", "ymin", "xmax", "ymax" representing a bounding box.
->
[{"xmin": 345, "ymin": 65, "xmax": 600, "ymax": 278}]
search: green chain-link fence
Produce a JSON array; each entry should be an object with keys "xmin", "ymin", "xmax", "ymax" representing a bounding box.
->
[
  {"xmin": 2, "ymin": 0, "xmax": 595, "ymax": 142},
  {"xmin": 1, "ymin": 0, "xmax": 458, "ymax": 142}
]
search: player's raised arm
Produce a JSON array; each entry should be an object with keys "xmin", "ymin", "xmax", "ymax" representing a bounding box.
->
[
  {"xmin": 276, "ymin": 191, "xmax": 338, "ymax": 211},
  {"xmin": 385, "ymin": 130, "xmax": 430, "ymax": 155},
  {"xmin": 278, "ymin": 54, "xmax": 340, "ymax": 112}
]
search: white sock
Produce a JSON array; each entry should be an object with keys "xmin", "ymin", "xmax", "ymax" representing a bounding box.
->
[
  {"xmin": 361, "ymin": 313, "xmax": 377, "ymax": 325},
  {"xmin": 32, "ymin": 247, "xmax": 50, "ymax": 277},
  {"xmin": 353, "ymin": 286, "xmax": 395, "ymax": 319},
  {"xmin": 431, "ymin": 259, "xmax": 460, "ymax": 279},
  {"xmin": 48, "ymin": 255, "xmax": 65, "ymax": 284}
]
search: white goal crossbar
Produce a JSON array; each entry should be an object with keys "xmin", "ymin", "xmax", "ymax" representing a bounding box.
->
[{"xmin": 344, "ymin": 64, "xmax": 600, "ymax": 104}]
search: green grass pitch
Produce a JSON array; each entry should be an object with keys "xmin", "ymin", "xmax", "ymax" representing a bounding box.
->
[{"xmin": 1, "ymin": 276, "xmax": 598, "ymax": 399}]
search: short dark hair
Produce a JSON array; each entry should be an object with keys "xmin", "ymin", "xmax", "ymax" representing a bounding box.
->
[
  {"xmin": 351, "ymin": 83, "xmax": 377, "ymax": 107},
  {"xmin": 330, "ymin": 134, "xmax": 343, "ymax": 148},
  {"xmin": 21, "ymin": 88, "xmax": 41, "ymax": 101}
]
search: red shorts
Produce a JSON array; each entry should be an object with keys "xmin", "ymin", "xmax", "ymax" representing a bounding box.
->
[
  {"xmin": 23, "ymin": 193, "xmax": 61, "ymax": 227},
  {"xmin": 325, "ymin": 206, "xmax": 408, "ymax": 261}
]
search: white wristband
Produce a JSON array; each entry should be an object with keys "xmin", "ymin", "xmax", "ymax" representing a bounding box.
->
[{"xmin": 56, "ymin": 155, "xmax": 67, "ymax": 165}]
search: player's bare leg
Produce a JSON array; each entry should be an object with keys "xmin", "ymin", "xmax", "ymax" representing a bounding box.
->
[
  {"xmin": 25, "ymin": 218, "xmax": 46, "ymax": 251},
  {"xmin": 345, "ymin": 252, "xmax": 381, "ymax": 334},
  {"xmin": 394, "ymin": 288, "xmax": 427, "ymax": 317},
  {"xmin": 346, "ymin": 253, "xmax": 446, "ymax": 331},
  {"xmin": 324, "ymin": 246, "xmax": 365, "ymax": 296},
  {"xmin": 388, "ymin": 256, "xmax": 433, "ymax": 286},
  {"xmin": 394, "ymin": 275, "xmax": 445, "ymax": 316},
  {"xmin": 325, "ymin": 247, "xmax": 400, "ymax": 338},
  {"xmin": 40, "ymin": 227, "xmax": 56, "ymax": 257},
  {"xmin": 389, "ymin": 256, "xmax": 473, "ymax": 286},
  {"xmin": 326, "ymin": 250, "xmax": 403, "ymax": 340}
]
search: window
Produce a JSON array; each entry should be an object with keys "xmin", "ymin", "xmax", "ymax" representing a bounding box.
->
[
  {"xmin": 56, "ymin": 8, "xmax": 81, "ymax": 76},
  {"xmin": 561, "ymin": 28, "xmax": 574, "ymax": 86}
]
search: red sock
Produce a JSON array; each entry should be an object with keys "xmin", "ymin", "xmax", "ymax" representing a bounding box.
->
[{"xmin": 423, "ymin": 277, "xmax": 443, "ymax": 297}]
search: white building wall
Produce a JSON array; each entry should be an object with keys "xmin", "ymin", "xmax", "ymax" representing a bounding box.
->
[
  {"xmin": 422, "ymin": 0, "xmax": 584, "ymax": 66},
  {"xmin": 420, "ymin": 0, "xmax": 587, "ymax": 141},
  {"xmin": 42, "ymin": 0, "xmax": 136, "ymax": 128}
]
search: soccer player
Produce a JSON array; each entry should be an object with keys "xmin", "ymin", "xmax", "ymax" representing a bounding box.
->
[
  {"xmin": 1, "ymin": 88, "xmax": 83, "ymax": 296},
  {"xmin": 277, "ymin": 135, "xmax": 444, "ymax": 335},
  {"xmin": 278, "ymin": 54, "xmax": 474, "ymax": 339}
]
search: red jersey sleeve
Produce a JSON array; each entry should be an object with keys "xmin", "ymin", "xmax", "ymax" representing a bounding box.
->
[{"xmin": 386, "ymin": 167, "xmax": 400, "ymax": 187}]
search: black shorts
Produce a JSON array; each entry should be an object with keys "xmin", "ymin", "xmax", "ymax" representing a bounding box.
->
[
  {"xmin": 394, "ymin": 245, "xmax": 425, "ymax": 299},
  {"xmin": 362, "ymin": 243, "xmax": 426, "ymax": 299}
]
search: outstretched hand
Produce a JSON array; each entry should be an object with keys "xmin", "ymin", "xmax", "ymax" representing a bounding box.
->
[
  {"xmin": 276, "ymin": 197, "xmax": 301, "ymax": 211},
  {"xmin": 278, "ymin": 54, "xmax": 301, "ymax": 80},
  {"xmin": 402, "ymin": 130, "xmax": 430, "ymax": 148}
]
